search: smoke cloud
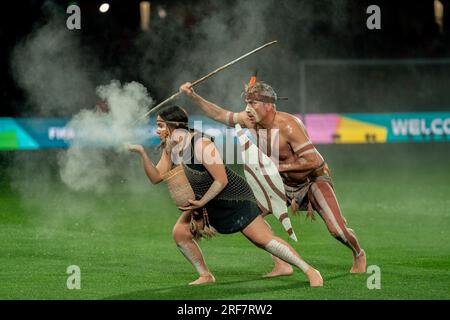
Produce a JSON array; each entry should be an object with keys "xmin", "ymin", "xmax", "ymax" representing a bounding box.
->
[
  {"xmin": 11, "ymin": 4, "xmax": 99, "ymax": 116},
  {"xmin": 134, "ymin": 0, "xmax": 350, "ymax": 114},
  {"xmin": 59, "ymin": 80, "xmax": 153, "ymax": 193},
  {"xmin": 8, "ymin": 4, "xmax": 158, "ymax": 229}
]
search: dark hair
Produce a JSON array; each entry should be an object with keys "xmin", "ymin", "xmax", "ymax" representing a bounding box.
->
[{"xmin": 158, "ymin": 105, "xmax": 189, "ymax": 130}]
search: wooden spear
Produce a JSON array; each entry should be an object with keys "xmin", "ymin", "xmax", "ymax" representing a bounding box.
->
[{"xmin": 135, "ymin": 40, "xmax": 278, "ymax": 122}]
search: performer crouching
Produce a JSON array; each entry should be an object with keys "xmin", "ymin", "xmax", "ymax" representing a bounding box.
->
[{"xmin": 128, "ymin": 105, "xmax": 323, "ymax": 287}]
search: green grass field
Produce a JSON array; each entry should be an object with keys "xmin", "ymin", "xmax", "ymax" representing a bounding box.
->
[{"xmin": 0, "ymin": 143, "xmax": 449, "ymax": 300}]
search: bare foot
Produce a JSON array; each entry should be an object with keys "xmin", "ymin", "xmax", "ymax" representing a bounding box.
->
[
  {"xmin": 189, "ymin": 273, "xmax": 216, "ymax": 285},
  {"xmin": 306, "ymin": 268, "xmax": 323, "ymax": 287},
  {"xmin": 350, "ymin": 249, "xmax": 366, "ymax": 274},
  {"xmin": 263, "ymin": 263, "xmax": 294, "ymax": 278}
]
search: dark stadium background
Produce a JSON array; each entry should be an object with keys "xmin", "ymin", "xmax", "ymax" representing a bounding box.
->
[{"xmin": 2, "ymin": 0, "xmax": 450, "ymax": 117}]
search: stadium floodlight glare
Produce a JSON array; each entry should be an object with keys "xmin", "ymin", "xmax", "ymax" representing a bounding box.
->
[
  {"xmin": 99, "ymin": 3, "xmax": 110, "ymax": 13},
  {"xmin": 157, "ymin": 6, "xmax": 167, "ymax": 19}
]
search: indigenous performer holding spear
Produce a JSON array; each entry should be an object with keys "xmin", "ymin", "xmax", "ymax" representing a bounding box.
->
[
  {"xmin": 179, "ymin": 76, "xmax": 367, "ymax": 274},
  {"xmin": 133, "ymin": 41, "xmax": 301, "ymax": 279},
  {"xmin": 128, "ymin": 105, "xmax": 323, "ymax": 287}
]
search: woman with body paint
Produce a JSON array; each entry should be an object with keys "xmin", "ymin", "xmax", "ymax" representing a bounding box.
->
[{"xmin": 127, "ymin": 105, "xmax": 323, "ymax": 287}]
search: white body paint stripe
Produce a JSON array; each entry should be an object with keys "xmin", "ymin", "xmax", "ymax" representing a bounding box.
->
[
  {"xmin": 265, "ymin": 239, "xmax": 309, "ymax": 272},
  {"xmin": 177, "ymin": 243, "xmax": 207, "ymax": 275},
  {"xmin": 233, "ymin": 112, "xmax": 239, "ymax": 124},
  {"xmin": 297, "ymin": 149, "xmax": 317, "ymax": 157},
  {"xmin": 293, "ymin": 141, "xmax": 312, "ymax": 153},
  {"xmin": 311, "ymin": 184, "xmax": 357, "ymax": 253}
]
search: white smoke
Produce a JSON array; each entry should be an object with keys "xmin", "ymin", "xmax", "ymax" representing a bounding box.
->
[
  {"xmin": 11, "ymin": 9, "xmax": 98, "ymax": 116},
  {"xmin": 134, "ymin": 0, "xmax": 326, "ymax": 114},
  {"xmin": 58, "ymin": 80, "xmax": 153, "ymax": 193}
]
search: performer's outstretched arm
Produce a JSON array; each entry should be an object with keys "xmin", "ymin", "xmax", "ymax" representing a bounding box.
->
[
  {"xmin": 128, "ymin": 144, "xmax": 171, "ymax": 184},
  {"xmin": 179, "ymin": 82, "xmax": 249, "ymax": 128}
]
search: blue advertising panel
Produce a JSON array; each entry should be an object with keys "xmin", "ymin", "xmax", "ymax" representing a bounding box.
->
[{"xmin": 1, "ymin": 112, "xmax": 449, "ymax": 150}]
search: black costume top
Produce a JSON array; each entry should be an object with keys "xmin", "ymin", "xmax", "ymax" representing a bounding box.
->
[{"xmin": 182, "ymin": 132, "xmax": 261, "ymax": 234}]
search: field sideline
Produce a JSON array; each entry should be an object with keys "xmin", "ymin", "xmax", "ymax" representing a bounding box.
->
[{"xmin": 0, "ymin": 143, "xmax": 449, "ymax": 300}]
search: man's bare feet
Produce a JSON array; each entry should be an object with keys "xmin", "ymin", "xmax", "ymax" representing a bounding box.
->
[
  {"xmin": 189, "ymin": 273, "xmax": 216, "ymax": 285},
  {"xmin": 350, "ymin": 249, "xmax": 366, "ymax": 273},
  {"xmin": 263, "ymin": 262, "xmax": 294, "ymax": 278},
  {"xmin": 306, "ymin": 268, "xmax": 323, "ymax": 287}
]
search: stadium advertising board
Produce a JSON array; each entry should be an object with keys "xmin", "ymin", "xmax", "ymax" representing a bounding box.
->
[{"xmin": 1, "ymin": 112, "xmax": 449, "ymax": 150}]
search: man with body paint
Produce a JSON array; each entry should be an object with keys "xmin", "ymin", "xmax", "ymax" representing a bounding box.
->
[{"xmin": 179, "ymin": 78, "xmax": 366, "ymax": 274}]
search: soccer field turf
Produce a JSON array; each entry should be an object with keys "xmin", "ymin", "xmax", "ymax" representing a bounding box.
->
[{"xmin": 0, "ymin": 143, "xmax": 449, "ymax": 300}]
